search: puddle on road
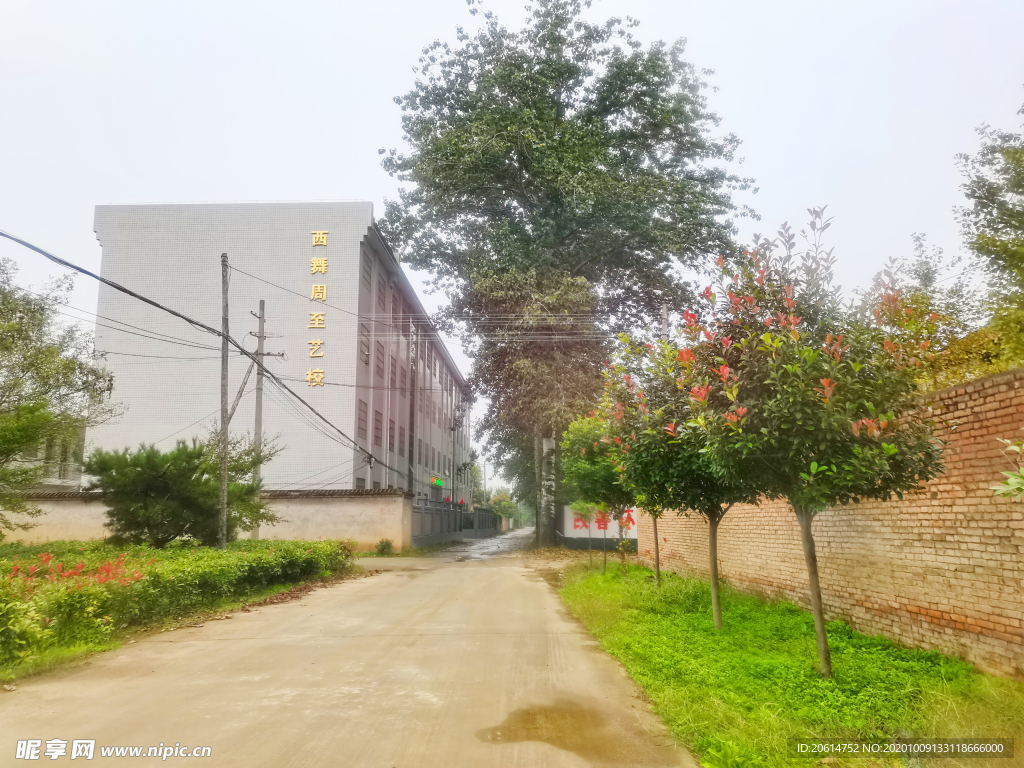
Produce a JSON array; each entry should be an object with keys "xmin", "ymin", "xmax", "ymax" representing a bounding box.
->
[{"xmin": 476, "ymin": 700, "xmax": 677, "ymax": 765}]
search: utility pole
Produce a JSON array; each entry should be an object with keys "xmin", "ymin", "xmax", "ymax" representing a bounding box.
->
[
  {"xmin": 218, "ymin": 253, "xmax": 229, "ymax": 550},
  {"xmin": 251, "ymin": 300, "xmax": 266, "ymax": 540}
]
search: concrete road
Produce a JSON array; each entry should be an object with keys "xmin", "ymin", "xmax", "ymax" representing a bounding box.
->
[{"xmin": 0, "ymin": 529, "xmax": 692, "ymax": 767}]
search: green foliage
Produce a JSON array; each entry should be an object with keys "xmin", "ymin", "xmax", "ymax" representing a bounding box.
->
[
  {"xmin": 84, "ymin": 437, "xmax": 280, "ymax": 548},
  {"xmin": 992, "ymin": 436, "xmax": 1024, "ymax": 500},
  {"xmin": 0, "ymin": 539, "xmax": 354, "ymax": 672},
  {"xmin": 375, "ymin": 538, "xmax": 394, "ymax": 556},
  {"xmin": 0, "ymin": 259, "xmax": 117, "ymax": 537},
  {"xmin": 379, "ymin": 0, "xmax": 749, "ymax": 514},
  {"xmin": 561, "ymin": 566, "xmax": 1024, "ymax": 767},
  {"xmin": 379, "ymin": 0, "xmax": 746, "ymax": 329},
  {"xmin": 958, "ymin": 103, "xmax": 1024, "ymax": 501},
  {"xmin": 860, "ymin": 236, "xmax": 1002, "ymax": 391},
  {"xmin": 0, "ymin": 402, "xmax": 54, "ymax": 533},
  {"xmin": 489, "ymin": 488, "xmax": 519, "ymax": 520},
  {"xmin": 957, "ymin": 102, "xmax": 1024, "ymax": 364},
  {"xmin": 561, "ymin": 415, "xmax": 634, "ymax": 514},
  {"xmin": 668, "ymin": 210, "xmax": 944, "ymax": 515},
  {"xmin": 701, "ymin": 741, "xmax": 763, "ymax": 768}
]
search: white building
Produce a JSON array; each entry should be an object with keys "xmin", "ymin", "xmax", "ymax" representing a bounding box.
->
[{"xmin": 88, "ymin": 202, "xmax": 470, "ymax": 503}]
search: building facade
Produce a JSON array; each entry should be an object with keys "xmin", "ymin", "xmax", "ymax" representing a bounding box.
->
[{"xmin": 89, "ymin": 202, "xmax": 471, "ymax": 502}]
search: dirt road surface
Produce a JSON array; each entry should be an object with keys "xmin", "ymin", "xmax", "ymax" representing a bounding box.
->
[{"xmin": 0, "ymin": 529, "xmax": 692, "ymax": 767}]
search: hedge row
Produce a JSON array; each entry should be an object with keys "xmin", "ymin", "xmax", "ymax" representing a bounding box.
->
[{"xmin": 0, "ymin": 539, "xmax": 354, "ymax": 666}]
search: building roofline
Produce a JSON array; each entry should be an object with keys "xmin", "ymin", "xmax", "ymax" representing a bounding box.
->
[{"xmin": 366, "ymin": 223, "xmax": 468, "ymax": 390}]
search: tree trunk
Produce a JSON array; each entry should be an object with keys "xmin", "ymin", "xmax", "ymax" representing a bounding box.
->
[
  {"xmin": 709, "ymin": 513, "xmax": 722, "ymax": 629},
  {"xmin": 534, "ymin": 426, "xmax": 542, "ymax": 548},
  {"xmin": 795, "ymin": 505, "xmax": 833, "ymax": 679},
  {"xmin": 602, "ymin": 525, "xmax": 607, "ymax": 573},
  {"xmin": 651, "ymin": 513, "xmax": 661, "ymax": 587},
  {"xmin": 541, "ymin": 433, "xmax": 556, "ymax": 547},
  {"xmin": 588, "ymin": 523, "xmax": 592, "ymax": 569}
]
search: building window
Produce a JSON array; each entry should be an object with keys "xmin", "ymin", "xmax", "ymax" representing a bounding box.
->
[
  {"xmin": 417, "ymin": 438, "xmax": 422, "ymax": 465},
  {"xmin": 392, "ymin": 287, "xmax": 401, "ymax": 324},
  {"xmin": 432, "ymin": 355, "xmax": 437, "ymax": 379},
  {"xmin": 361, "ymin": 252, "xmax": 372, "ymax": 291},
  {"xmin": 389, "ymin": 356, "xmax": 397, "ymax": 389},
  {"xmin": 400, "ymin": 366, "xmax": 407, "ymax": 396},
  {"xmin": 388, "ymin": 419, "xmax": 395, "ymax": 452},
  {"xmin": 374, "ymin": 410, "xmax": 383, "ymax": 447},
  {"xmin": 357, "ymin": 400, "xmax": 368, "ymax": 440},
  {"xmin": 419, "ymin": 389, "xmax": 424, "ymax": 413},
  {"xmin": 355, "ymin": 477, "xmax": 366, "ymax": 490},
  {"xmin": 402, "ymin": 299, "xmax": 412, "ymax": 336},
  {"xmin": 377, "ymin": 274, "xmax": 387, "ymax": 312},
  {"xmin": 359, "ymin": 324, "xmax": 370, "ymax": 365},
  {"xmin": 399, "ymin": 426, "xmax": 406, "ymax": 458},
  {"xmin": 373, "ymin": 481, "xmax": 381, "ymax": 490},
  {"xmin": 375, "ymin": 341, "xmax": 385, "ymax": 379}
]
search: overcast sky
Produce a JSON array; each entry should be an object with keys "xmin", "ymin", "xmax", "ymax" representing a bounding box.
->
[{"xmin": 2, "ymin": 0, "xmax": 1022, "ymax": 486}]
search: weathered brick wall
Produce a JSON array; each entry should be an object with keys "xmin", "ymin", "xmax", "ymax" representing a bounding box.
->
[{"xmin": 637, "ymin": 369, "xmax": 1024, "ymax": 678}]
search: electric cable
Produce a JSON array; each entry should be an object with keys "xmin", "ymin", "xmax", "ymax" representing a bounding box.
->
[{"xmin": 0, "ymin": 228, "xmax": 413, "ymax": 476}]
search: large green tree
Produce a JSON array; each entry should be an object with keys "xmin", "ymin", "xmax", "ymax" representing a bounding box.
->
[
  {"xmin": 0, "ymin": 260, "xmax": 117, "ymax": 538},
  {"xmin": 379, "ymin": 0, "xmax": 749, "ymax": 532}
]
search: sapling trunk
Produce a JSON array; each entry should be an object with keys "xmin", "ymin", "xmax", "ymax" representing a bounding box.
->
[
  {"xmin": 602, "ymin": 526, "xmax": 607, "ymax": 573},
  {"xmin": 651, "ymin": 513, "xmax": 662, "ymax": 588},
  {"xmin": 795, "ymin": 505, "xmax": 833, "ymax": 679},
  {"xmin": 709, "ymin": 513, "xmax": 722, "ymax": 629},
  {"xmin": 588, "ymin": 523, "xmax": 592, "ymax": 569}
]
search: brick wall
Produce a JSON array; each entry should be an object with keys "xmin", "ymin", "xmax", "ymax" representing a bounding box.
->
[{"xmin": 637, "ymin": 369, "xmax": 1024, "ymax": 678}]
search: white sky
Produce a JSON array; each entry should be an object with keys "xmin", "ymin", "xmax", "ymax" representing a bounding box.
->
[{"xmin": 2, "ymin": 0, "xmax": 1022, "ymax": 488}]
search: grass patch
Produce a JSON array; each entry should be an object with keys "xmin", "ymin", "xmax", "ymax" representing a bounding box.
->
[
  {"xmin": 0, "ymin": 539, "xmax": 354, "ymax": 680},
  {"xmin": 559, "ymin": 564, "xmax": 1024, "ymax": 768}
]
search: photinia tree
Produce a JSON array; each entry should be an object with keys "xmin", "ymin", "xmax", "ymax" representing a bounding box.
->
[
  {"xmin": 667, "ymin": 210, "xmax": 944, "ymax": 678},
  {"xmin": 561, "ymin": 413, "xmax": 636, "ymax": 573},
  {"xmin": 604, "ymin": 338, "xmax": 760, "ymax": 622}
]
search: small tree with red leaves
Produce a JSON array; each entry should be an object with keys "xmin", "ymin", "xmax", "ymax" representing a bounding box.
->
[{"xmin": 667, "ymin": 209, "xmax": 944, "ymax": 678}]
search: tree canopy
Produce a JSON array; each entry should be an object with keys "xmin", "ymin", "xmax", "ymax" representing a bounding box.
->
[
  {"xmin": 0, "ymin": 260, "xmax": 117, "ymax": 537},
  {"xmin": 663, "ymin": 211, "xmax": 944, "ymax": 676},
  {"xmin": 379, "ymin": 0, "xmax": 750, "ymax": 536}
]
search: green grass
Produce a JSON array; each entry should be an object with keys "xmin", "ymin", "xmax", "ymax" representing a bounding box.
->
[
  {"xmin": 0, "ymin": 539, "xmax": 354, "ymax": 679},
  {"xmin": 560, "ymin": 565, "xmax": 1024, "ymax": 768}
]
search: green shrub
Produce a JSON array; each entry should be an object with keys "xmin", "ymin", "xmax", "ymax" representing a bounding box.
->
[
  {"xmin": 375, "ymin": 538, "xmax": 394, "ymax": 556},
  {"xmin": 83, "ymin": 439, "xmax": 280, "ymax": 547},
  {"xmin": 0, "ymin": 539, "xmax": 354, "ymax": 669}
]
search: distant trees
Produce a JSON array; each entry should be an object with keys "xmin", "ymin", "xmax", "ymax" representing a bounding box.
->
[
  {"xmin": 0, "ymin": 260, "xmax": 117, "ymax": 539},
  {"xmin": 957, "ymin": 101, "xmax": 1024, "ymax": 363},
  {"xmin": 85, "ymin": 435, "xmax": 279, "ymax": 548},
  {"xmin": 379, "ymin": 0, "xmax": 750, "ymax": 545},
  {"xmin": 957, "ymin": 101, "xmax": 1024, "ymax": 498}
]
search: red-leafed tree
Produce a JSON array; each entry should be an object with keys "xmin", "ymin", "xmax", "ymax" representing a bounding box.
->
[{"xmin": 629, "ymin": 210, "xmax": 944, "ymax": 677}]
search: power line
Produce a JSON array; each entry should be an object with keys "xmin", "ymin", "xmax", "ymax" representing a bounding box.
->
[
  {"xmin": 16, "ymin": 284, "xmax": 224, "ymax": 350},
  {"xmin": 0, "ymin": 228, "xmax": 411, "ymax": 477}
]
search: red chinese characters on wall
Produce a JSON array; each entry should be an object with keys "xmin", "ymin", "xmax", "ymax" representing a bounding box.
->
[{"xmin": 620, "ymin": 509, "xmax": 635, "ymax": 532}]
